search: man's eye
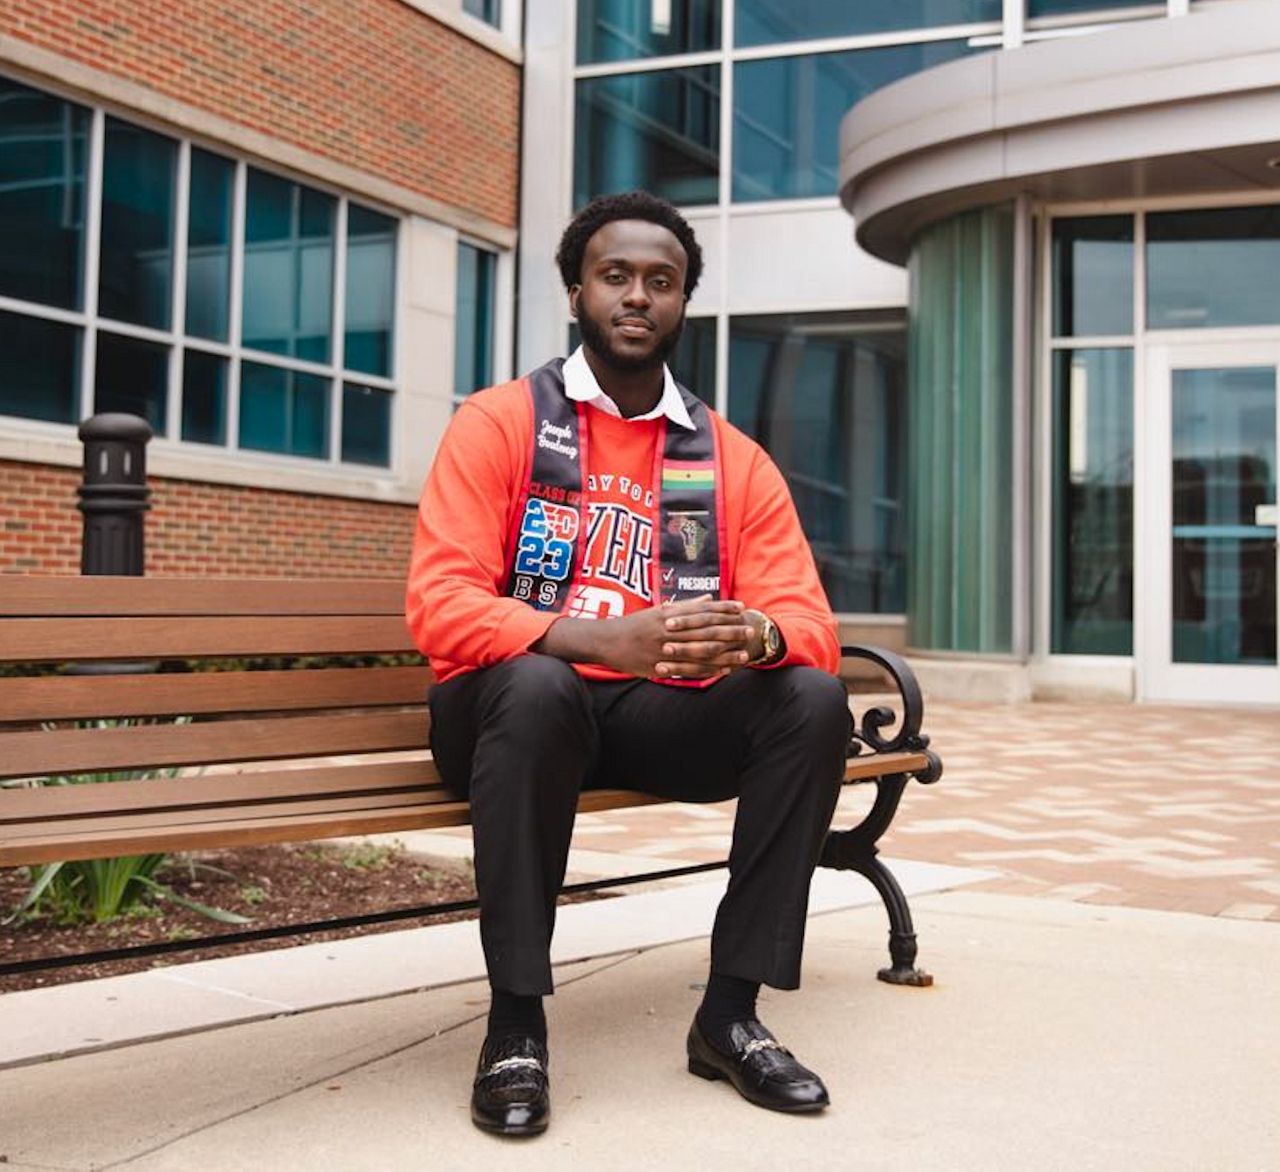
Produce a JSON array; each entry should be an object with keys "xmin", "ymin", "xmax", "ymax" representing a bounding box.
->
[{"xmin": 652, "ymin": 279, "xmax": 671, "ymax": 291}]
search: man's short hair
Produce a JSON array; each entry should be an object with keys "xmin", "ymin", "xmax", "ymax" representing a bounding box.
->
[{"xmin": 555, "ymin": 191, "xmax": 703, "ymax": 298}]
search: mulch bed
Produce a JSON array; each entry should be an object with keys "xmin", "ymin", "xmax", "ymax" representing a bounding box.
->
[{"xmin": 0, "ymin": 841, "xmax": 493, "ymax": 994}]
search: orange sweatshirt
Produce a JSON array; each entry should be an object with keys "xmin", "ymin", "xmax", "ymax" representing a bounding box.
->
[{"xmin": 406, "ymin": 376, "xmax": 839, "ymax": 683}]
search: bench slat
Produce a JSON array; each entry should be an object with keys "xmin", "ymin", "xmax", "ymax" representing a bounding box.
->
[
  {"xmin": 0, "ymin": 790, "xmax": 671, "ymax": 866},
  {"xmin": 0, "ymin": 760, "xmax": 440, "ymax": 820},
  {"xmin": 0, "ymin": 616, "xmax": 417, "ymax": 662},
  {"xmin": 0, "ymin": 710, "xmax": 429, "ymax": 780},
  {"xmin": 0, "ymin": 577, "xmax": 407, "ymax": 617},
  {"xmin": 0, "ymin": 666, "xmax": 433, "ymax": 723}
]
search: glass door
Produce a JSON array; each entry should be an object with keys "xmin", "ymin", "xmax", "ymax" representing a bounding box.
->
[{"xmin": 1142, "ymin": 342, "xmax": 1279, "ymax": 704}]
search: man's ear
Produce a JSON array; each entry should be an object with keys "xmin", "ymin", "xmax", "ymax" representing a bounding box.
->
[{"xmin": 567, "ymin": 284, "xmax": 581, "ymax": 317}]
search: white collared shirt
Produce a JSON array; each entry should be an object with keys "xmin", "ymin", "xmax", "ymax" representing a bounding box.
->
[{"xmin": 562, "ymin": 346, "xmax": 696, "ymax": 431}]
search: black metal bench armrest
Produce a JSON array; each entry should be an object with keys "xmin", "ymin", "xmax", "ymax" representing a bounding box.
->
[{"xmin": 841, "ymin": 644, "xmax": 942, "ymax": 784}]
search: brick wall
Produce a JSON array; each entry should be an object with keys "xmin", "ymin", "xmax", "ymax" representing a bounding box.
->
[
  {"xmin": 2, "ymin": 0, "xmax": 519, "ymax": 227},
  {"xmin": 0, "ymin": 460, "xmax": 416, "ymax": 578}
]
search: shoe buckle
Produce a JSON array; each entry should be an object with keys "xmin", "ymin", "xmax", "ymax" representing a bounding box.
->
[
  {"xmin": 486, "ymin": 1056, "xmax": 544, "ymax": 1075},
  {"xmin": 742, "ymin": 1038, "xmax": 783, "ymax": 1057}
]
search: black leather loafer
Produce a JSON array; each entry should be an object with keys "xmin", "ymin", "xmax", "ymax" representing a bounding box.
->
[
  {"xmin": 470, "ymin": 1033, "xmax": 550, "ymax": 1137},
  {"xmin": 687, "ymin": 1017, "xmax": 829, "ymax": 1113}
]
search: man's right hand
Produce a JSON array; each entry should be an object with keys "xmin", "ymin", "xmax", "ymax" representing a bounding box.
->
[{"xmin": 535, "ymin": 597, "xmax": 753, "ymax": 680}]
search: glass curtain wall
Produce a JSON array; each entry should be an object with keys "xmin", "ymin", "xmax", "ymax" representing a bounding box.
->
[
  {"xmin": 0, "ymin": 73, "xmax": 399, "ymax": 468},
  {"xmin": 907, "ymin": 204, "xmax": 1015, "ymax": 653},
  {"xmin": 729, "ymin": 312, "xmax": 907, "ymax": 613}
]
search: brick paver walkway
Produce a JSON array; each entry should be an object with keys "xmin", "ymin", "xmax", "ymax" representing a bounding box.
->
[{"xmin": 574, "ymin": 701, "xmax": 1280, "ymax": 922}]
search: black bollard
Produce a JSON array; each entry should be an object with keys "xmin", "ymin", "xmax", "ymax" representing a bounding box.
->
[{"xmin": 77, "ymin": 413, "xmax": 152, "ymax": 576}]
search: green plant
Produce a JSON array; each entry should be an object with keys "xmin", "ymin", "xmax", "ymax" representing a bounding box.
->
[
  {"xmin": 338, "ymin": 841, "xmax": 402, "ymax": 871},
  {"xmin": 3, "ymin": 718, "xmax": 250, "ymax": 928}
]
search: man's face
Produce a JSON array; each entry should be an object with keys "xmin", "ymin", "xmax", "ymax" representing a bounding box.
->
[{"xmin": 569, "ymin": 219, "xmax": 688, "ymax": 373}]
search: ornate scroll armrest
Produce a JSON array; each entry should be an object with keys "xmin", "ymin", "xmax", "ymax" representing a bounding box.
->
[{"xmin": 841, "ymin": 644, "xmax": 942, "ymax": 784}]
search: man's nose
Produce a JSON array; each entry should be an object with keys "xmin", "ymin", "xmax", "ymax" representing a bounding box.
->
[{"xmin": 621, "ymin": 278, "xmax": 650, "ymax": 307}]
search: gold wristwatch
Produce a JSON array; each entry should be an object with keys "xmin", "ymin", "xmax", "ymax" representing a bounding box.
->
[{"xmin": 744, "ymin": 609, "xmax": 782, "ymax": 666}]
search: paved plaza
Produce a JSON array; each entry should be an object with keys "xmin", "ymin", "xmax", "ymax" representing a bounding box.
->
[{"xmin": 569, "ymin": 699, "xmax": 1280, "ymax": 921}]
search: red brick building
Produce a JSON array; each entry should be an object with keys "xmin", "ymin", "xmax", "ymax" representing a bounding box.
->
[{"xmin": 0, "ymin": 0, "xmax": 521, "ymax": 576}]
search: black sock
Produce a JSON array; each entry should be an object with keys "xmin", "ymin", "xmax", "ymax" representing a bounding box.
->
[
  {"xmin": 487, "ymin": 989, "xmax": 547, "ymax": 1045},
  {"xmin": 696, "ymin": 972, "xmax": 760, "ymax": 1048}
]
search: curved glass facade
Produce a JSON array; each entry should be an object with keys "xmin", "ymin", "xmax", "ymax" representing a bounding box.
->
[{"xmin": 907, "ymin": 204, "xmax": 1015, "ymax": 653}]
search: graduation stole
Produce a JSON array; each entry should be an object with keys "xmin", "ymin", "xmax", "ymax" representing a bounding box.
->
[{"xmin": 503, "ymin": 358, "xmax": 726, "ymax": 617}]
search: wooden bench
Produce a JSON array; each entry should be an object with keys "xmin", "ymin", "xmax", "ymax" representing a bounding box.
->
[{"xmin": 0, "ymin": 576, "xmax": 942, "ymax": 985}]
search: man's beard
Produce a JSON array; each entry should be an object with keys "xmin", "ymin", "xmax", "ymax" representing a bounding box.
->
[{"xmin": 577, "ymin": 308, "xmax": 685, "ymax": 374}]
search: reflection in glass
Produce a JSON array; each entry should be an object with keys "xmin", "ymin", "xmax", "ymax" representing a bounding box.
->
[
  {"xmin": 345, "ymin": 205, "xmax": 396, "ymax": 377},
  {"xmin": 671, "ymin": 316, "xmax": 716, "ymax": 403},
  {"xmin": 577, "ymin": 0, "xmax": 719, "ymax": 64},
  {"xmin": 0, "ymin": 77, "xmax": 90, "ymax": 310},
  {"xmin": 1051, "ymin": 216, "xmax": 1133, "ymax": 338},
  {"xmin": 239, "ymin": 360, "xmax": 329, "ymax": 458},
  {"xmin": 736, "ymin": 0, "xmax": 1000, "ymax": 47},
  {"xmin": 1147, "ymin": 206, "xmax": 1280, "ymax": 331},
  {"xmin": 1030, "ymin": 0, "xmax": 1155, "ymax": 16},
  {"xmin": 462, "ymin": 0, "xmax": 500, "ymax": 27},
  {"xmin": 95, "ymin": 332, "xmax": 169, "ymax": 431},
  {"xmin": 575, "ymin": 67, "xmax": 720, "ymax": 207},
  {"xmin": 0, "ymin": 309, "xmax": 80, "ymax": 423},
  {"xmin": 728, "ymin": 311, "xmax": 906, "ymax": 613},
  {"xmin": 1051, "ymin": 348, "xmax": 1133, "ymax": 655},
  {"xmin": 455, "ymin": 243, "xmax": 496, "ymax": 397},
  {"xmin": 98, "ymin": 119, "xmax": 176, "ymax": 329},
  {"xmin": 242, "ymin": 169, "xmax": 335, "ymax": 362},
  {"xmin": 1171, "ymin": 367, "xmax": 1276, "ymax": 666},
  {"xmin": 734, "ymin": 42, "xmax": 974, "ymax": 202},
  {"xmin": 181, "ymin": 349, "xmax": 227, "ymax": 445},
  {"xmin": 342, "ymin": 382, "xmax": 391, "ymax": 466},
  {"xmin": 186, "ymin": 149, "xmax": 234, "ymax": 341}
]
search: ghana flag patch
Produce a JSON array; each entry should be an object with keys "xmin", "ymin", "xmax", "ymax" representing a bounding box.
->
[{"xmin": 662, "ymin": 460, "xmax": 715, "ymax": 491}]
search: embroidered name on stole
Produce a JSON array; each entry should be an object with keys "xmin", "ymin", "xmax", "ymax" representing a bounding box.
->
[{"xmin": 503, "ymin": 359, "xmax": 726, "ymax": 616}]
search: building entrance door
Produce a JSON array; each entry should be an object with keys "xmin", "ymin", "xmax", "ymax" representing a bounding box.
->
[{"xmin": 1141, "ymin": 342, "xmax": 1279, "ymax": 704}]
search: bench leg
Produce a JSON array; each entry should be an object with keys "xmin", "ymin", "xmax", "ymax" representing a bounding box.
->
[{"xmin": 819, "ymin": 772, "xmax": 933, "ymax": 987}]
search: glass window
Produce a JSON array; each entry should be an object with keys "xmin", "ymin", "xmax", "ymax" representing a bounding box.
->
[
  {"xmin": 735, "ymin": 0, "xmax": 1000, "ymax": 48},
  {"xmin": 1051, "ymin": 348, "xmax": 1134, "ymax": 655},
  {"xmin": 181, "ymin": 349, "xmax": 227, "ymax": 445},
  {"xmin": 94, "ymin": 332, "xmax": 169, "ymax": 431},
  {"xmin": 0, "ymin": 309, "xmax": 80, "ymax": 424},
  {"xmin": 728, "ymin": 311, "xmax": 907, "ymax": 613},
  {"xmin": 98, "ymin": 118, "xmax": 176, "ymax": 329},
  {"xmin": 185, "ymin": 148, "xmax": 234, "ymax": 342},
  {"xmin": 463, "ymin": 0, "xmax": 501, "ymax": 27},
  {"xmin": 575, "ymin": 67, "xmax": 720, "ymax": 207},
  {"xmin": 242, "ymin": 168, "xmax": 335, "ymax": 362},
  {"xmin": 670, "ymin": 315, "xmax": 716, "ymax": 403},
  {"xmin": 1147, "ymin": 205, "xmax": 1280, "ymax": 331},
  {"xmin": 1171, "ymin": 366, "xmax": 1276, "ymax": 666},
  {"xmin": 1029, "ymin": 0, "xmax": 1156, "ymax": 16},
  {"xmin": 577, "ymin": 0, "xmax": 720, "ymax": 64},
  {"xmin": 455, "ymin": 242, "xmax": 497, "ymax": 397},
  {"xmin": 239, "ymin": 361, "xmax": 329, "ymax": 459},
  {"xmin": 1051, "ymin": 216, "xmax": 1133, "ymax": 337},
  {"xmin": 734, "ymin": 41, "xmax": 975, "ymax": 202},
  {"xmin": 344, "ymin": 205, "xmax": 396, "ymax": 378},
  {"xmin": 0, "ymin": 77, "xmax": 90, "ymax": 311},
  {"xmin": 342, "ymin": 382, "xmax": 392, "ymax": 466}
]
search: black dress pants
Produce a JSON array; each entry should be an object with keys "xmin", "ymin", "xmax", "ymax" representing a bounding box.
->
[{"xmin": 428, "ymin": 655, "xmax": 850, "ymax": 997}]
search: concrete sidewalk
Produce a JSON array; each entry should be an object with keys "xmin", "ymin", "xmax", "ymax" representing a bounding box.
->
[{"xmin": 2, "ymin": 890, "xmax": 1277, "ymax": 1171}]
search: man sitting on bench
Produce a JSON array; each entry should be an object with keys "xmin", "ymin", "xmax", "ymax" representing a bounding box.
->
[{"xmin": 406, "ymin": 191, "xmax": 851, "ymax": 1137}]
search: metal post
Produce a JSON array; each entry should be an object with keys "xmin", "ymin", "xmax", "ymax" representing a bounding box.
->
[{"xmin": 77, "ymin": 413, "xmax": 152, "ymax": 576}]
